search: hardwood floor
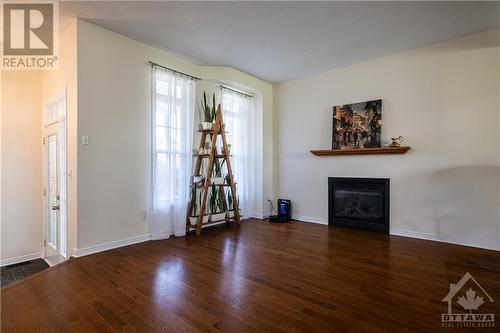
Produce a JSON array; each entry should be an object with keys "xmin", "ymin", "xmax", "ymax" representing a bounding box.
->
[{"xmin": 2, "ymin": 219, "xmax": 499, "ymax": 332}]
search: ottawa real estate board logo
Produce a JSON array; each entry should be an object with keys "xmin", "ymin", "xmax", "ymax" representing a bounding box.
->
[
  {"xmin": 1, "ymin": 0, "xmax": 58, "ymax": 69},
  {"xmin": 442, "ymin": 272, "xmax": 495, "ymax": 328}
]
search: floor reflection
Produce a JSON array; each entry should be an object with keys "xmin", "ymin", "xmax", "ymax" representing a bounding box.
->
[
  {"xmin": 153, "ymin": 258, "xmax": 185, "ymax": 299},
  {"xmin": 219, "ymin": 237, "xmax": 248, "ymax": 302}
]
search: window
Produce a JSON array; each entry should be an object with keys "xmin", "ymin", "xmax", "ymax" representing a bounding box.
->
[
  {"xmin": 44, "ymin": 97, "xmax": 65, "ymax": 126},
  {"xmin": 221, "ymin": 87, "xmax": 254, "ymax": 216},
  {"xmin": 154, "ymin": 79, "xmax": 188, "ymax": 204},
  {"xmin": 151, "ymin": 67, "xmax": 196, "ymax": 238}
]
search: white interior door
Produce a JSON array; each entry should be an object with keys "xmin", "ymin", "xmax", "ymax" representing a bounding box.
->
[
  {"xmin": 43, "ymin": 93, "xmax": 67, "ymax": 266},
  {"xmin": 45, "ymin": 125, "xmax": 62, "ymax": 264}
]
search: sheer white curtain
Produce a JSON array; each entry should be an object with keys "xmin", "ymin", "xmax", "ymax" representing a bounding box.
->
[
  {"xmin": 221, "ymin": 88, "xmax": 256, "ymax": 217},
  {"xmin": 151, "ymin": 66, "xmax": 196, "ymax": 239}
]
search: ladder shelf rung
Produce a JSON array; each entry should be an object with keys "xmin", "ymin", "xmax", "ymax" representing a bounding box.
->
[
  {"xmin": 190, "ymin": 183, "xmax": 236, "ymax": 187},
  {"xmin": 194, "ymin": 154, "xmax": 232, "ymax": 158},
  {"xmin": 187, "ymin": 218, "xmax": 241, "ymax": 229},
  {"xmin": 197, "ymin": 130, "xmax": 229, "ymax": 134}
]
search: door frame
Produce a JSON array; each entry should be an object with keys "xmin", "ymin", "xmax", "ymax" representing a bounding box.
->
[{"xmin": 42, "ymin": 89, "xmax": 68, "ymax": 265}]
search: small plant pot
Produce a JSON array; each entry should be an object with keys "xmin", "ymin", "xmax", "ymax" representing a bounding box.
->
[
  {"xmin": 199, "ymin": 122, "xmax": 214, "ymax": 131},
  {"xmin": 192, "ymin": 175, "xmax": 203, "ymax": 184},
  {"xmin": 226, "ymin": 210, "xmax": 234, "ymax": 218},
  {"xmin": 211, "ymin": 177, "xmax": 224, "ymax": 185},
  {"xmin": 195, "ymin": 215, "xmax": 210, "ymax": 224},
  {"xmin": 189, "ymin": 216, "xmax": 198, "ymax": 226},
  {"xmin": 190, "ymin": 215, "xmax": 210, "ymax": 225},
  {"xmin": 211, "ymin": 213, "xmax": 226, "ymax": 222},
  {"xmin": 197, "ymin": 146, "xmax": 210, "ymax": 155}
]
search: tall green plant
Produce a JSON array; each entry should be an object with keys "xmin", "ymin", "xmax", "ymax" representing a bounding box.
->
[
  {"xmin": 216, "ymin": 189, "xmax": 225, "ymax": 213},
  {"xmin": 200, "ymin": 188, "xmax": 208, "ymax": 215},
  {"xmin": 227, "ymin": 190, "xmax": 233, "ymax": 210},
  {"xmin": 213, "ymin": 157, "xmax": 226, "ymax": 178},
  {"xmin": 204, "ymin": 92, "xmax": 211, "ymax": 122},
  {"xmin": 211, "ymin": 93, "xmax": 216, "ymax": 122},
  {"xmin": 191, "ymin": 185, "xmax": 198, "ymax": 216},
  {"xmin": 208, "ymin": 184, "xmax": 227, "ymax": 214},
  {"xmin": 210, "ymin": 184, "xmax": 218, "ymax": 214},
  {"xmin": 200, "ymin": 92, "xmax": 216, "ymax": 123}
]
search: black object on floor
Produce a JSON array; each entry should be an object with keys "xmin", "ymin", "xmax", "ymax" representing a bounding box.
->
[
  {"xmin": 269, "ymin": 199, "xmax": 292, "ymax": 222},
  {"xmin": 1, "ymin": 259, "xmax": 49, "ymax": 288}
]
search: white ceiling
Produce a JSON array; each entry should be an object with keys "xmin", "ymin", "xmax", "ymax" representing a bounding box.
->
[{"xmin": 61, "ymin": 1, "xmax": 500, "ymax": 83}]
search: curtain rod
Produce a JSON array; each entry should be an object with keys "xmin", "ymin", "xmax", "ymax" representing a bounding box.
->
[
  {"xmin": 220, "ymin": 85, "xmax": 254, "ymax": 98},
  {"xmin": 147, "ymin": 61, "xmax": 201, "ymax": 81}
]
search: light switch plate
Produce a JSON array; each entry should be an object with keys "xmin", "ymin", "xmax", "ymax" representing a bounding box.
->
[{"xmin": 81, "ymin": 136, "xmax": 89, "ymax": 146}]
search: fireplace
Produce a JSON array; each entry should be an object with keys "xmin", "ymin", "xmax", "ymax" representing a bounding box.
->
[{"xmin": 328, "ymin": 177, "xmax": 389, "ymax": 233}]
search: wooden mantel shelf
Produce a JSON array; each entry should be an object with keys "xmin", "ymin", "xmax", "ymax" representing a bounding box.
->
[{"xmin": 310, "ymin": 146, "xmax": 411, "ymax": 156}]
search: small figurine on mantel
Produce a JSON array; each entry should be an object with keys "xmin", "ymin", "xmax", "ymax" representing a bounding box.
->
[{"xmin": 390, "ymin": 136, "xmax": 404, "ymax": 147}]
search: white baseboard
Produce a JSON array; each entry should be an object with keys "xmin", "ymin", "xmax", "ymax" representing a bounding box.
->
[
  {"xmin": 288, "ymin": 216, "xmax": 499, "ymax": 251},
  {"xmin": 151, "ymin": 230, "xmax": 171, "ymax": 240},
  {"xmin": 73, "ymin": 234, "xmax": 152, "ymax": 258},
  {"xmin": 292, "ymin": 214, "xmax": 329, "ymax": 225},
  {"xmin": 390, "ymin": 228, "xmax": 442, "ymax": 242},
  {"xmin": 390, "ymin": 228, "xmax": 499, "ymax": 251},
  {"xmin": 247, "ymin": 212, "xmax": 271, "ymax": 219},
  {"xmin": 0, "ymin": 251, "xmax": 42, "ymax": 267}
]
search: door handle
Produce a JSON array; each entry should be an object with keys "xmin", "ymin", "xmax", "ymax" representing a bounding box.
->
[{"xmin": 52, "ymin": 204, "xmax": 60, "ymax": 210}]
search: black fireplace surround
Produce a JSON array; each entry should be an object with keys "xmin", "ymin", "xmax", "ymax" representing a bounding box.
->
[{"xmin": 328, "ymin": 177, "xmax": 389, "ymax": 233}]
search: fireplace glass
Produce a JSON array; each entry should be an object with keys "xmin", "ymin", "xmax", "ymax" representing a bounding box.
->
[
  {"xmin": 334, "ymin": 190, "xmax": 383, "ymax": 223},
  {"xmin": 328, "ymin": 177, "xmax": 389, "ymax": 233}
]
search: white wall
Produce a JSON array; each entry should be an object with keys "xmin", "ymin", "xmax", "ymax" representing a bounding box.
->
[
  {"xmin": 41, "ymin": 19, "xmax": 78, "ymax": 257},
  {"xmin": 1, "ymin": 71, "xmax": 43, "ymax": 264},
  {"xmin": 76, "ymin": 20, "xmax": 273, "ymax": 251},
  {"xmin": 77, "ymin": 20, "xmax": 170, "ymax": 249},
  {"xmin": 274, "ymin": 29, "xmax": 500, "ymax": 250}
]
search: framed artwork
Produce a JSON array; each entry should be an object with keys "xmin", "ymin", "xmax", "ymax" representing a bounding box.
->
[{"xmin": 332, "ymin": 99, "xmax": 382, "ymax": 149}]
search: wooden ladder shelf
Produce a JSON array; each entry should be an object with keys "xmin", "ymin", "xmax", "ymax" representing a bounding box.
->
[{"xmin": 186, "ymin": 105, "xmax": 241, "ymax": 235}]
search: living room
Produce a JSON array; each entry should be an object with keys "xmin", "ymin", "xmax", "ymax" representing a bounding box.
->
[{"xmin": 1, "ymin": 1, "xmax": 499, "ymax": 331}]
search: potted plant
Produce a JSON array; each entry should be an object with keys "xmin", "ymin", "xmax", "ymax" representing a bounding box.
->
[
  {"xmin": 226, "ymin": 190, "xmax": 234, "ymax": 218},
  {"xmin": 189, "ymin": 185, "xmax": 198, "ymax": 226},
  {"xmin": 192, "ymin": 175, "xmax": 203, "ymax": 184},
  {"xmin": 210, "ymin": 184, "xmax": 226, "ymax": 222},
  {"xmin": 216, "ymin": 189, "xmax": 227, "ymax": 221},
  {"xmin": 198, "ymin": 92, "xmax": 216, "ymax": 131},
  {"xmin": 211, "ymin": 157, "xmax": 226, "ymax": 185},
  {"xmin": 200, "ymin": 189, "xmax": 210, "ymax": 223},
  {"xmin": 208, "ymin": 184, "xmax": 216, "ymax": 221}
]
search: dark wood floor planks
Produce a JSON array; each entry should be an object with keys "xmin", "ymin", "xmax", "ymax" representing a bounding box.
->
[{"xmin": 1, "ymin": 219, "xmax": 499, "ymax": 332}]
